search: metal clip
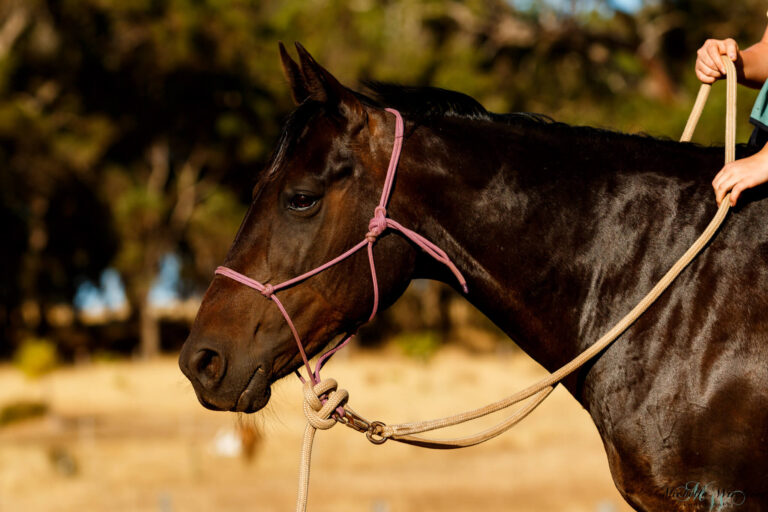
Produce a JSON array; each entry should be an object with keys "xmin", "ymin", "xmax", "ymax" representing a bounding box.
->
[
  {"xmin": 338, "ymin": 408, "xmax": 388, "ymax": 445},
  {"xmin": 339, "ymin": 409, "xmax": 371, "ymax": 434}
]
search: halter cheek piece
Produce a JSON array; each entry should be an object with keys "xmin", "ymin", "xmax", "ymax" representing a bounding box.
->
[{"xmin": 214, "ymin": 108, "xmax": 468, "ymax": 391}]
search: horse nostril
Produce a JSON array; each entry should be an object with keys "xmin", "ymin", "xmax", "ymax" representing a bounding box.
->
[{"xmin": 190, "ymin": 348, "xmax": 226, "ymax": 389}]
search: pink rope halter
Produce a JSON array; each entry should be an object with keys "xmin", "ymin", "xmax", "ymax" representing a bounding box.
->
[{"xmin": 215, "ymin": 108, "xmax": 468, "ymax": 390}]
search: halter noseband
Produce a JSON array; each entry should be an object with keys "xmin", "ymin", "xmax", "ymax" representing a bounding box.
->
[{"xmin": 214, "ymin": 108, "xmax": 467, "ymax": 388}]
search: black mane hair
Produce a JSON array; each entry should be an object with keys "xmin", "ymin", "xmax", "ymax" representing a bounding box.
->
[
  {"xmin": 259, "ymin": 100, "xmax": 322, "ymax": 185},
  {"xmin": 361, "ymin": 81, "xmax": 758, "ymax": 160},
  {"xmin": 362, "ymin": 81, "xmax": 554, "ymax": 126},
  {"xmin": 259, "ymin": 81, "xmax": 747, "ymax": 191}
]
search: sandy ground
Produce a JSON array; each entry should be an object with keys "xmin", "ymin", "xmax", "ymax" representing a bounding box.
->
[{"xmin": 0, "ymin": 348, "xmax": 634, "ymax": 512}]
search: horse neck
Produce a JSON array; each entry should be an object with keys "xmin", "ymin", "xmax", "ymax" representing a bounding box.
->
[{"xmin": 390, "ymin": 115, "xmax": 720, "ymax": 379}]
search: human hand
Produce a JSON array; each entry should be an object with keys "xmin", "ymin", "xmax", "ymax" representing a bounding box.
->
[
  {"xmin": 712, "ymin": 148, "xmax": 768, "ymax": 206},
  {"xmin": 696, "ymin": 38, "xmax": 739, "ymax": 84}
]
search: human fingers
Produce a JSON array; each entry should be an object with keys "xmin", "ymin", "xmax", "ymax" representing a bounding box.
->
[
  {"xmin": 725, "ymin": 175, "xmax": 758, "ymax": 206},
  {"xmin": 696, "ymin": 40, "xmax": 725, "ymax": 81},
  {"xmin": 714, "ymin": 168, "xmax": 761, "ymax": 206},
  {"xmin": 712, "ymin": 165, "xmax": 739, "ymax": 205},
  {"xmin": 728, "ymin": 169, "xmax": 767, "ymax": 206},
  {"xmin": 711, "ymin": 163, "xmax": 733, "ymax": 191},
  {"xmin": 722, "ymin": 38, "xmax": 739, "ymax": 61},
  {"xmin": 729, "ymin": 182, "xmax": 745, "ymax": 206},
  {"xmin": 695, "ymin": 61, "xmax": 718, "ymax": 84},
  {"xmin": 714, "ymin": 177, "xmax": 736, "ymax": 205},
  {"xmin": 706, "ymin": 41, "xmax": 726, "ymax": 74}
]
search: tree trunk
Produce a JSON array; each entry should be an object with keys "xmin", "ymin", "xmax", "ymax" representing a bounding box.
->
[{"xmin": 138, "ymin": 297, "xmax": 160, "ymax": 359}]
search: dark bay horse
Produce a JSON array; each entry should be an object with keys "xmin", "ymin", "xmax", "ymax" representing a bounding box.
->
[{"xmin": 179, "ymin": 43, "xmax": 768, "ymax": 511}]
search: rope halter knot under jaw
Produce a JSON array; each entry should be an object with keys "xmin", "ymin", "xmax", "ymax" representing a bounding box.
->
[
  {"xmin": 301, "ymin": 378, "xmax": 391, "ymax": 442},
  {"xmin": 302, "ymin": 379, "xmax": 349, "ymax": 431}
]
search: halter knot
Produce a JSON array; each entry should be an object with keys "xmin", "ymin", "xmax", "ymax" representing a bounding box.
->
[
  {"xmin": 302, "ymin": 378, "xmax": 349, "ymax": 430},
  {"xmin": 366, "ymin": 206, "xmax": 388, "ymax": 243},
  {"xmin": 261, "ymin": 284, "xmax": 275, "ymax": 297}
]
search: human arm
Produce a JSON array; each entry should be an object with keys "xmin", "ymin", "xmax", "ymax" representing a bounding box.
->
[{"xmin": 696, "ymin": 26, "xmax": 768, "ymax": 88}]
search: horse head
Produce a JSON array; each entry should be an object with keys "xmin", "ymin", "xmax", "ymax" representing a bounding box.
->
[{"xmin": 179, "ymin": 44, "xmax": 419, "ymax": 412}]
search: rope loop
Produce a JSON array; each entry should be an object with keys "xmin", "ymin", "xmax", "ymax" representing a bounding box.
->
[
  {"xmin": 366, "ymin": 206, "xmax": 388, "ymax": 243},
  {"xmin": 261, "ymin": 284, "xmax": 275, "ymax": 297},
  {"xmin": 302, "ymin": 379, "xmax": 349, "ymax": 431}
]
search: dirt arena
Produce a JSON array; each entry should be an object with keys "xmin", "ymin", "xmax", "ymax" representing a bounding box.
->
[{"xmin": 0, "ymin": 348, "xmax": 634, "ymax": 512}]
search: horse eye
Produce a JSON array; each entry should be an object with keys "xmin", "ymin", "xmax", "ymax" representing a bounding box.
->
[{"xmin": 287, "ymin": 193, "xmax": 318, "ymax": 212}]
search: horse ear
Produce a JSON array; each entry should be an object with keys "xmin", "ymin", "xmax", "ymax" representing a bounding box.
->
[
  {"xmin": 279, "ymin": 42, "xmax": 310, "ymax": 105},
  {"xmin": 294, "ymin": 42, "xmax": 363, "ymax": 119}
]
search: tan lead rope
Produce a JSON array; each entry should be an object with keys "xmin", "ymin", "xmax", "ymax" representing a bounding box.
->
[{"xmin": 296, "ymin": 55, "xmax": 737, "ymax": 511}]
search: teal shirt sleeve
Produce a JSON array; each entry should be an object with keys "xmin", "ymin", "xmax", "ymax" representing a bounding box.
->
[{"xmin": 750, "ymin": 80, "xmax": 768, "ymax": 129}]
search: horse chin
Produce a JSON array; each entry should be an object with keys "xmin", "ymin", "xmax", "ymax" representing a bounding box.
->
[{"xmin": 232, "ymin": 367, "xmax": 271, "ymax": 413}]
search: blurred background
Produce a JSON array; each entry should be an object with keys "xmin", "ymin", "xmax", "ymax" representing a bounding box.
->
[{"xmin": 0, "ymin": 0, "xmax": 765, "ymax": 511}]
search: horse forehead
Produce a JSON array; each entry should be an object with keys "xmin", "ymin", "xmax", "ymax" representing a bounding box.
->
[{"xmin": 285, "ymin": 120, "xmax": 354, "ymax": 173}]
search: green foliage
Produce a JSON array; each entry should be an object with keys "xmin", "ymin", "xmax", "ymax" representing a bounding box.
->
[
  {"xmin": 393, "ymin": 330, "xmax": 442, "ymax": 361},
  {"xmin": 0, "ymin": 400, "xmax": 49, "ymax": 427},
  {"xmin": 13, "ymin": 338, "xmax": 59, "ymax": 378},
  {"xmin": 91, "ymin": 350, "xmax": 124, "ymax": 363},
  {"xmin": 3, "ymin": 0, "xmax": 767, "ymax": 354},
  {"xmin": 186, "ymin": 187, "xmax": 246, "ymax": 275}
]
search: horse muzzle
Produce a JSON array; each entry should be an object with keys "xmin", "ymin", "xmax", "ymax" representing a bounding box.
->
[{"xmin": 178, "ymin": 339, "xmax": 272, "ymax": 413}]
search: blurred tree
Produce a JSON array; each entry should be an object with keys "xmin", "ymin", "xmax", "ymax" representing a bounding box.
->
[
  {"xmin": 0, "ymin": 0, "xmax": 252, "ymax": 356},
  {"xmin": 0, "ymin": 0, "xmax": 117, "ymax": 354},
  {"xmin": 1, "ymin": 0, "xmax": 766, "ymax": 357}
]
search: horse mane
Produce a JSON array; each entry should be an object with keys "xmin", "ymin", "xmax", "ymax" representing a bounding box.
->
[
  {"xmin": 261, "ymin": 80, "xmax": 739, "ymax": 190},
  {"xmin": 362, "ymin": 81, "xmax": 554, "ymax": 126},
  {"xmin": 262, "ymin": 82, "xmax": 553, "ymax": 186},
  {"xmin": 359, "ymin": 82, "xmax": 757, "ymax": 186},
  {"xmin": 360, "ymin": 81, "xmax": 679, "ymax": 145},
  {"xmin": 260, "ymin": 100, "xmax": 323, "ymax": 185}
]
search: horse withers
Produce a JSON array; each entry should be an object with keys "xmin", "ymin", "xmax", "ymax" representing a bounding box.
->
[{"xmin": 179, "ymin": 43, "xmax": 768, "ymax": 511}]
